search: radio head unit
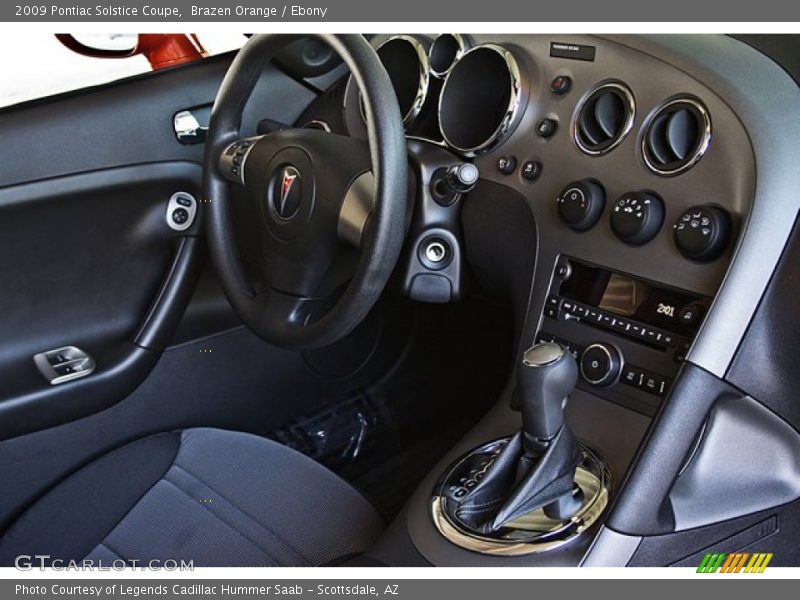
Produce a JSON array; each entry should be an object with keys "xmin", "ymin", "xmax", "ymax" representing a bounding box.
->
[
  {"xmin": 558, "ymin": 261, "xmax": 708, "ymax": 339},
  {"xmin": 537, "ymin": 257, "xmax": 711, "ymax": 415}
]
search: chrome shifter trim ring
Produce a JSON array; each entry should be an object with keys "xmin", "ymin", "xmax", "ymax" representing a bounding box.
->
[{"xmin": 431, "ymin": 438, "xmax": 611, "ymax": 556}]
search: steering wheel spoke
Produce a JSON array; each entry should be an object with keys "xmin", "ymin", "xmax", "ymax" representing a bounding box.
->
[{"xmin": 217, "ymin": 135, "xmax": 263, "ymax": 186}]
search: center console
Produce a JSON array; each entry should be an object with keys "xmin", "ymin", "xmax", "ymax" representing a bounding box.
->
[{"xmin": 536, "ymin": 256, "xmax": 708, "ymax": 416}]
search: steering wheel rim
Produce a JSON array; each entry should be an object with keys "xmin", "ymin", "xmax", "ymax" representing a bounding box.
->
[{"xmin": 204, "ymin": 34, "xmax": 408, "ymax": 350}]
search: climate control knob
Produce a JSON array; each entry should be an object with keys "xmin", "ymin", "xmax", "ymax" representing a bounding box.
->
[
  {"xmin": 673, "ymin": 204, "xmax": 731, "ymax": 262},
  {"xmin": 580, "ymin": 343, "xmax": 623, "ymax": 387},
  {"xmin": 611, "ymin": 191, "xmax": 664, "ymax": 245},
  {"xmin": 557, "ymin": 180, "xmax": 606, "ymax": 231}
]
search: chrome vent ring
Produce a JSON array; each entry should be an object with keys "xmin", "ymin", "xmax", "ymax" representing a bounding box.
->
[{"xmin": 573, "ymin": 81, "xmax": 636, "ymax": 156}]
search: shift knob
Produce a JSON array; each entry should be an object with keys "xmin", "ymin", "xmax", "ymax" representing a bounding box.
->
[{"xmin": 518, "ymin": 342, "xmax": 578, "ymax": 446}]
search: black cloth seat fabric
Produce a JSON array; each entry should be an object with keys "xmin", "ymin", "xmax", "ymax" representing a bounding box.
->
[{"xmin": 0, "ymin": 428, "xmax": 384, "ymax": 567}]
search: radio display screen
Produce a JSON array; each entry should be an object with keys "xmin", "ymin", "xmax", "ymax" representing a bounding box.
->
[{"xmin": 558, "ymin": 261, "xmax": 706, "ymax": 336}]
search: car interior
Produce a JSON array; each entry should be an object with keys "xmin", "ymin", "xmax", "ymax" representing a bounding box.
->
[{"xmin": 0, "ymin": 33, "xmax": 799, "ymax": 568}]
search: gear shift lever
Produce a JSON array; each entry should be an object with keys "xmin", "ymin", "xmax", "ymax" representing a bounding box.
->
[
  {"xmin": 518, "ymin": 343, "xmax": 578, "ymax": 456},
  {"xmin": 443, "ymin": 342, "xmax": 584, "ymax": 531}
]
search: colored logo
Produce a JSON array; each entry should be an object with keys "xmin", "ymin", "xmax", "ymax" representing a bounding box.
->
[
  {"xmin": 271, "ymin": 165, "xmax": 302, "ymax": 220},
  {"xmin": 697, "ymin": 552, "xmax": 773, "ymax": 573}
]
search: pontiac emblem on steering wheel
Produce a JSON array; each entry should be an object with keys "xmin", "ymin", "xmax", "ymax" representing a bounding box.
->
[{"xmin": 272, "ymin": 165, "xmax": 302, "ymax": 220}]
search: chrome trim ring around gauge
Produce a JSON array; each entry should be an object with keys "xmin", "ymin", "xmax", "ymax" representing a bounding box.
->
[
  {"xmin": 429, "ymin": 33, "xmax": 468, "ymax": 78},
  {"xmin": 572, "ymin": 81, "xmax": 636, "ymax": 156},
  {"xmin": 641, "ymin": 96, "xmax": 712, "ymax": 176},
  {"xmin": 438, "ymin": 44, "xmax": 523, "ymax": 157},
  {"xmin": 358, "ymin": 35, "xmax": 431, "ymax": 128},
  {"xmin": 432, "ymin": 438, "xmax": 611, "ymax": 556}
]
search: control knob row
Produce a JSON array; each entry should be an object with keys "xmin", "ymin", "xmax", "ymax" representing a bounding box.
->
[{"xmin": 556, "ymin": 180, "xmax": 731, "ymax": 261}]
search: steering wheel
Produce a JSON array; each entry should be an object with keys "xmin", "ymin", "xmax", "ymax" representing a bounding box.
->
[{"xmin": 204, "ymin": 34, "xmax": 408, "ymax": 350}]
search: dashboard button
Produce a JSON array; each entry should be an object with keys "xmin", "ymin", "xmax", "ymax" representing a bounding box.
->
[
  {"xmin": 550, "ymin": 75, "xmax": 572, "ymax": 95},
  {"xmin": 537, "ymin": 118, "xmax": 558, "ymax": 139},
  {"xmin": 679, "ymin": 303, "xmax": 705, "ymax": 327},
  {"xmin": 612, "ymin": 318, "xmax": 629, "ymax": 332},
  {"xmin": 555, "ymin": 259, "xmax": 572, "ymax": 280},
  {"xmin": 641, "ymin": 373, "xmax": 667, "ymax": 395},
  {"xmin": 497, "ymin": 155, "xmax": 517, "ymax": 175},
  {"xmin": 521, "ymin": 160, "xmax": 542, "ymax": 181},
  {"xmin": 621, "ymin": 365, "xmax": 642, "ymax": 387}
]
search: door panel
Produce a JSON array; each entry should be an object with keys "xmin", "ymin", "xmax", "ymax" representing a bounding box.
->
[
  {"xmin": 0, "ymin": 49, "xmax": 317, "ymax": 438},
  {"xmin": 0, "ymin": 163, "xmax": 202, "ymax": 438}
]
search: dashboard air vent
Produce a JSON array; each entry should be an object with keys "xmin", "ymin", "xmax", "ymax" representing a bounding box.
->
[
  {"xmin": 574, "ymin": 82, "xmax": 635, "ymax": 155},
  {"xmin": 642, "ymin": 97, "xmax": 711, "ymax": 176}
]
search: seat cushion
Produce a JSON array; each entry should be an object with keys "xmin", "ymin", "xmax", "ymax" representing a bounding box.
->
[{"xmin": 0, "ymin": 428, "xmax": 384, "ymax": 567}]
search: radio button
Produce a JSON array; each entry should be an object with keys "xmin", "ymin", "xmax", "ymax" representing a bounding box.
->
[
  {"xmin": 612, "ymin": 318, "xmax": 629, "ymax": 332},
  {"xmin": 580, "ymin": 343, "xmax": 623, "ymax": 387},
  {"xmin": 678, "ymin": 303, "xmax": 705, "ymax": 327},
  {"xmin": 642, "ymin": 375, "xmax": 659, "ymax": 393},
  {"xmin": 621, "ymin": 365, "xmax": 643, "ymax": 387},
  {"xmin": 555, "ymin": 259, "xmax": 573, "ymax": 280},
  {"xmin": 546, "ymin": 295, "xmax": 562, "ymax": 308}
]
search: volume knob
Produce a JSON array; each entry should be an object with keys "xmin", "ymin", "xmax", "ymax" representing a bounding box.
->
[{"xmin": 580, "ymin": 343, "xmax": 623, "ymax": 387}]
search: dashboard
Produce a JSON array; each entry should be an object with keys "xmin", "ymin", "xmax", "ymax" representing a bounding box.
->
[
  {"xmin": 307, "ymin": 33, "xmax": 800, "ymax": 567},
  {"xmin": 303, "ymin": 33, "xmax": 757, "ymax": 417}
]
